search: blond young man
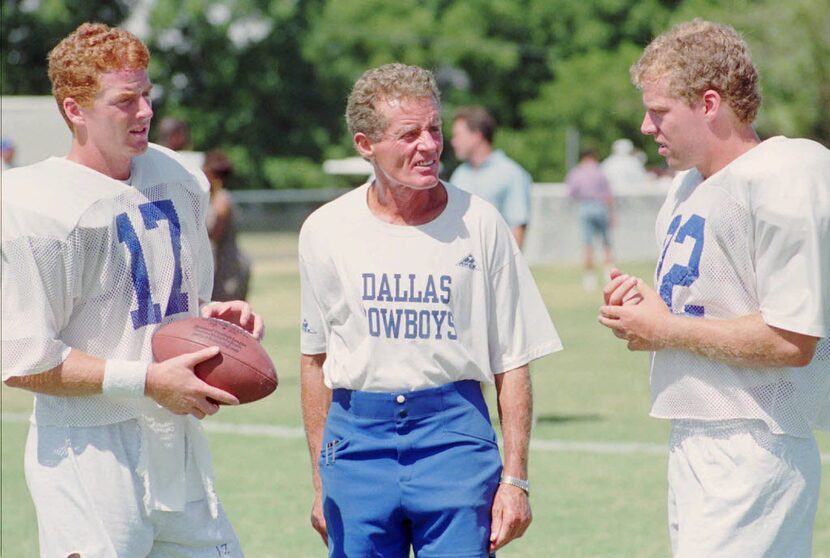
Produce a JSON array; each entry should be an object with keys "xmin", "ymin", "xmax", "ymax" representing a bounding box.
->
[
  {"xmin": 300, "ymin": 64, "xmax": 561, "ymax": 557},
  {"xmin": 599, "ymin": 20, "xmax": 830, "ymax": 556},
  {"xmin": 2, "ymin": 23, "xmax": 262, "ymax": 557}
]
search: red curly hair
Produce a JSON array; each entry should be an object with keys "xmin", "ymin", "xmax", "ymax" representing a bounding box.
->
[{"xmin": 48, "ymin": 22, "xmax": 150, "ymax": 129}]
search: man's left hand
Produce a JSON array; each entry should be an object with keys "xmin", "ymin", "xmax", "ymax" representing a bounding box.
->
[
  {"xmin": 598, "ymin": 279, "xmax": 672, "ymax": 351},
  {"xmin": 202, "ymin": 300, "xmax": 265, "ymax": 340},
  {"xmin": 489, "ymin": 483, "xmax": 532, "ymax": 552}
]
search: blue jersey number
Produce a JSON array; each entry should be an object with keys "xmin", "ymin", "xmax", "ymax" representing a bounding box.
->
[
  {"xmin": 655, "ymin": 214, "xmax": 705, "ymax": 316},
  {"xmin": 117, "ymin": 200, "xmax": 188, "ymax": 329}
]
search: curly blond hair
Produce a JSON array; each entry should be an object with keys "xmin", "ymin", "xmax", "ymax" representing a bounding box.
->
[
  {"xmin": 48, "ymin": 22, "xmax": 150, "ymax": 129},
  {"xmin": 346, "ymin": 63, "xmax": 440, "ymax": 141},
  {"xmin": 630, "ymin": 19, "xmax": 761, "ymax": 124}
]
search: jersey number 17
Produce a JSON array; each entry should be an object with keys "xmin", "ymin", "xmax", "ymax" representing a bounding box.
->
[{"xmin": 117, "ymin": 199, "xmax": 188, "ymax": 329}]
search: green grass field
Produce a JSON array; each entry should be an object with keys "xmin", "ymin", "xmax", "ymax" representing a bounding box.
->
[{"xmin": 2, "ymin": 231, "xmax": 829, "ymax": 557}]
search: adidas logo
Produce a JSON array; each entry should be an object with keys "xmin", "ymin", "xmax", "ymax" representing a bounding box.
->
[
  {"xmin": 457, "ymin": 254, "xmax": 478, "ymax": 270},
  {"xmin": 301, "ymin": 319, "xmax": 317, "ymax": 334}
]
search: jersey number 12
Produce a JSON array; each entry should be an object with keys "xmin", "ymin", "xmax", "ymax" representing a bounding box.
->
[
  {"xmin": 117, "ymin": 200, "xmax": 188, "ymax": 329},
  {"xmin": 655, "ymin": 213, "xmax": 705, "ymax": 317}
]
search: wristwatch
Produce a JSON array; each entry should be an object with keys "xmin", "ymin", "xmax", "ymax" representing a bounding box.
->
[{"xmin": 499, "ymin": 475, "xmax": 530, "ymax": 495}]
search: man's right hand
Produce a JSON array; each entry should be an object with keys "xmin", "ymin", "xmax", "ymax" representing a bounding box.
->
[
  {"xmin": 144, "ymin": 346, "xmax": 239, "ymax": 418},
  {"xmin": 311, "ymin": 491, "xmax": 328, "ymax": 546}
]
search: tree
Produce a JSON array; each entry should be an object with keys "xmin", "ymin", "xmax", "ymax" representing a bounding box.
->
[
  {"xmin": 508, "ymin": 0, "xmax": 677, "ymax": 179},
  {"xmin": 305, "ymin": 0, "xmax": 662, "ymax": 179},
  {"xmin": 519, "ymin": 43, "xmax": 649, "ymax": 180},
  {"xmin": 143, "ymin": 0, "xmax": 341, "ymax": 189},
  {"xmin": 668, "ymin": 0, "xmax": 830, "ymax": 142},
  {"xmin": 1, "ymin": 0, "xmax": 130, "ymax": 95},
  {"xmin": 3, "ymin": 0, "xmax": 826, "ymax": 188}
]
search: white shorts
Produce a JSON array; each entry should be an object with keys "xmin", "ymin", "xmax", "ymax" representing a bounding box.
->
[
  {"xmin": 24, "ymin": 420, "xmax": 243, "ymax": 558},
  {"xmin": 667, "ymin": 419, "xmax": 820, "ymax": 558}
]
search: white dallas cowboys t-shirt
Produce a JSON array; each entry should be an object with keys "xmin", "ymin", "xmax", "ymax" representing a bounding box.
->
[
  {"xmin": 299, "ymin": 180, "xmax": 562, "ymax": 392},
  {"xmin": 1, "ymin": 144, "xmax": 214, "ymax": 427},
  {"xmin": 650, "ymin": 136, "xmax": 830, "ymax": 437}
]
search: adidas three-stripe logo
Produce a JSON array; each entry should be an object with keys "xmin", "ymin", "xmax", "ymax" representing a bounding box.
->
[{"xmin": 457, "ymin": 254, "xmax": 477, "ymax": 270}]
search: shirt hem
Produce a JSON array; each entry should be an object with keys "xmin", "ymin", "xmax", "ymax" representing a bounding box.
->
[{"xmin": 648, "ymin": 411, "xmax": 812, "ymax": 439}]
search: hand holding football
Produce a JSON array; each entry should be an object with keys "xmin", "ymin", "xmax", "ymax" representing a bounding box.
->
[{"xmin": 152, "ymin": 317, "xmax": 278, "ymax": 404}]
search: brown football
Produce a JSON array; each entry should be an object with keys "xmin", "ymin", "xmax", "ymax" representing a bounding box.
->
[{"xmin": 151, "ymin": 317, "xmax": 277, "ymax": 404}]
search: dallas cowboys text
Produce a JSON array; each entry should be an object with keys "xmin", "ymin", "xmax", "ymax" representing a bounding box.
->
[{"xmin": 362, "ymin": 273, "xmax": 458, "ymax": 340}]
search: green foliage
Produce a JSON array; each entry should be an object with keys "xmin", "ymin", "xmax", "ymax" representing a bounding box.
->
[
  {"xmin": 521, "ymin": 43, "xmax": 648, "ymax": 174},
  {"xmin": 667, "ymin": 0, "xmax": 830, "ymax": 141},
  {"xmin": 496, "ymin": 127, "xmax": 568, "ymax": 183},
  {"xmin": 303, "ymin": 0, "xmax": 437, "ymax": 82},
  {"xmin": 1, "ymin": 0, "xmax": 130, "ymax": 95},
  {"xmin": 142, "ymin": 0, "xmax": 339, "ymax": 188},
  {"xmin": 3, "ymin": 0, "xmax": 827, "ymax": 187},
  {"xmin": 261, "ymin": 156, "xmax": 331, "ymax": 189}
]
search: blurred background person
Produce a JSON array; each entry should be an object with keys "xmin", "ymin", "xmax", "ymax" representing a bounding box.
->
[
  {"xmin": 1, "ymin": 137, "xmax": 16, "ymax": 171},
  {"xmin": 566, "ymin": 149, "xmax": 615, "ymax": 291},
  {"xmin": 203, "ymin": 149, "xmax": 251, "ymax": 301},
  {"xmin": 157, "ymin": 115, "xmax": 190, "ymax": 150},
  {"xmin": 157, "ymin": 116, "xmax": 205, "ymax": 171},
  {"xmin": 601, "ymin": 138, "xmax": 647, "ymax": 194},
  {"xmin": 450, "ymin": 106, "xmax": 532, "ymax": 249}
]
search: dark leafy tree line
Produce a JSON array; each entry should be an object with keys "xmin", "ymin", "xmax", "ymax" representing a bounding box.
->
[{"xmin": 3, "ymin": 0, "xmax": 828, "ymax": 188}]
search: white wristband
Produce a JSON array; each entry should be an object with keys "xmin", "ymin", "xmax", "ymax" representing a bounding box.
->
[{"xmin": 102, "ymin": 360, "xmax": 148, "ymax": 398}]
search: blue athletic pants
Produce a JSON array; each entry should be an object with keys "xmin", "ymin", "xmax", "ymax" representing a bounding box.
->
[{"xmin": 320, "ymin": 380, "xmax": 502, "ymax": 558}]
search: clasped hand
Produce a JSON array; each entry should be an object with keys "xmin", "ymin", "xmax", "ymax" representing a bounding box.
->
[{"xmin": 598, "ymin": 268, "xmax": 672, "ymax": 351}]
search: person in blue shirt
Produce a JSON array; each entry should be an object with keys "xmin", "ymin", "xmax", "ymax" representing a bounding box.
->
[{"xmin": 450, "ymin": 106, "xmax": 532, "ymax": 248}]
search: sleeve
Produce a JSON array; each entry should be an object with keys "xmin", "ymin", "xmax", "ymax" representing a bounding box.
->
[
  {"xmin": 754, "ymin": 183, "xmax": 830, "ymax": 338},
  {"xmin": 298, "ymin": 232, "xmax": 328, "ymax": 355},
  {"xmin": 193, "ymin": 177, "xmax": 215, "ymax": 305},
  {"xmin": 486, "ymin": 229, "xmax": 563, "ymax": 373},
  {"xmin": 1, "ymin": 234, "xmax": 75, "ymax": 379},
  {"xmin": 501, "ymin": 167, "xmax": 532, "ymax": 227}
]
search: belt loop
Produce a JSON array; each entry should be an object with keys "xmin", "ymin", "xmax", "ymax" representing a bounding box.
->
[{"xmin": 324, "ymin": 440, "xmax": 338, "ymax": 465}]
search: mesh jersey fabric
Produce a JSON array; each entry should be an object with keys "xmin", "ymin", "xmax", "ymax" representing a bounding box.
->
[
  {"xmin": 298, "ymin": 181, "xmax": 562, "ymax": 392},
  {"xmin": 650, "ymin": 136, "xmax": 830, "ymax": 437},
  {"xmin": 1, "ymin": 144, "xmax": 214, "ymax": 427}
]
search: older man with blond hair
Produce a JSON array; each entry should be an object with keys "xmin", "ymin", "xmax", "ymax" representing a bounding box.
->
[{"xmin": 299, "ymin": 63, "xmax": 562, "ymax": 558}]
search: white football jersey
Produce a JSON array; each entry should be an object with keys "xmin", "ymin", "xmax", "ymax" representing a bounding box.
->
[
  {"xmin": 1, "ymin": 145, "xmax": 214, "ymax": 426},
  {"xmin": 650, "ymin": 136, "xmax": 830, "ymax": 436},
  {"xmin": 299, "ymin": 181, "xmax": 562, "ymax": 391}
]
